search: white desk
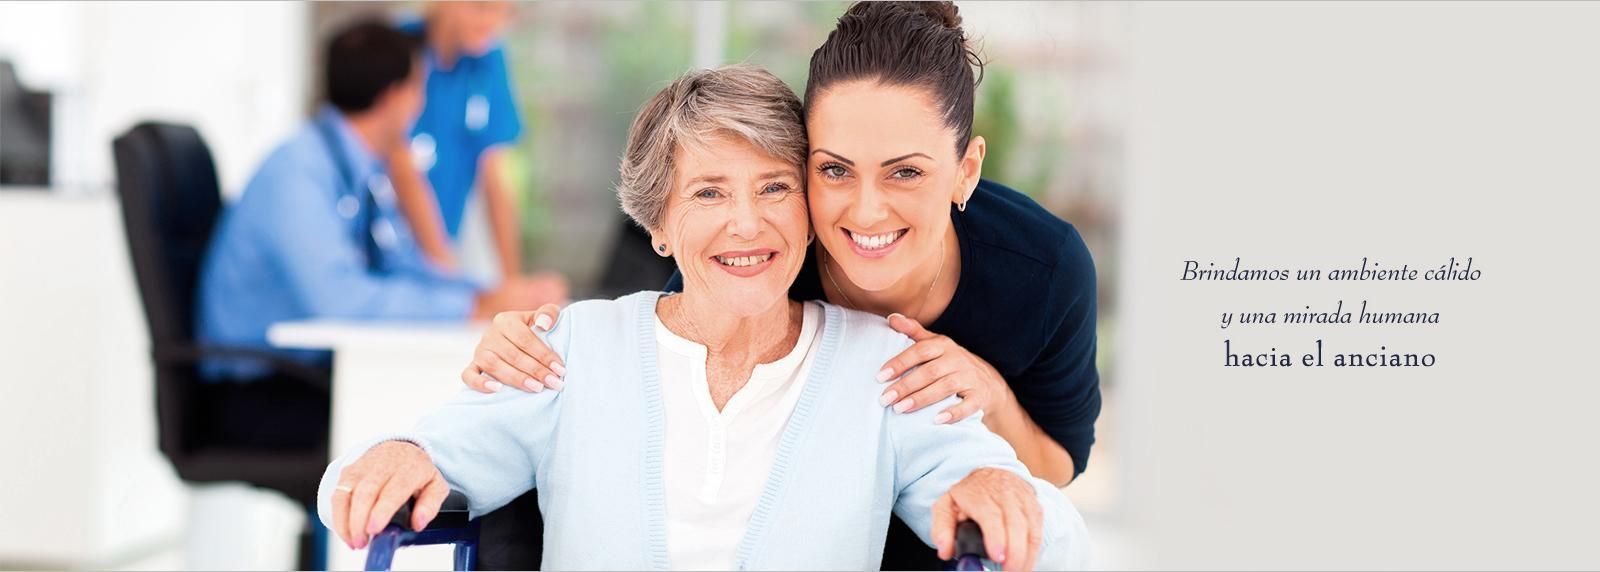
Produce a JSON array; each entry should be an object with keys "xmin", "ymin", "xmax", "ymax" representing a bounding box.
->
[{"xmin": 269, "ymin": 319, "xmax": 486, "ymax": 571}]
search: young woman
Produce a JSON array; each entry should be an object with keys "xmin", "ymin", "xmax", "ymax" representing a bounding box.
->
[{"xmin": 462, "ymin": 3, "xmax": 1101, "ymax": 568}]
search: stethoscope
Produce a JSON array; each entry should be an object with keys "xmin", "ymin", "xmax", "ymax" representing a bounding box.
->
[{"xmin": 315, "ymin": 116, "xmax": 402, "ymax": 274}]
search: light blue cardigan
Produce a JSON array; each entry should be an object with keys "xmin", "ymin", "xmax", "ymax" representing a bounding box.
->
[{"xmin": 319, "ymin": 292, "xmax": 1089, "ymax": 570}]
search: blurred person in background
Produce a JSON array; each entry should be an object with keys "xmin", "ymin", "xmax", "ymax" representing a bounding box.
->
[
  {"xmin": 390, "ymin": 1, "xmax": 533, "ymax": 286},
  {"xmin": 195, "ymin": 19, "xmax": 564, "ymax": 382}
]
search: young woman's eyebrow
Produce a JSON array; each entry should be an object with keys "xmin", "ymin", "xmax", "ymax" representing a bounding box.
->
[
  {"xmin": 810, "ymin": 149, "xmax": 854, "ymax": 166},
  {"xmin": 880, "ymin": 152, "xmax": 934, "ymax": 167}
]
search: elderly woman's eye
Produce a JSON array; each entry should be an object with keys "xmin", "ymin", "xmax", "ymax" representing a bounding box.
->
[
  {"xmin": 762, "ymin": 182, "xmax": 791, "ymax": 194},
  {"xmin": 695, "ymin": 188, "xmax": 722, "ymax": 200}
]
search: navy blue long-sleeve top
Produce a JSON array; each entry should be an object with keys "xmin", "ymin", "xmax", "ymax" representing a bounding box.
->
[{"xmin": 667, "ymin": 178, "xmax": 1102, "ymax": 475}]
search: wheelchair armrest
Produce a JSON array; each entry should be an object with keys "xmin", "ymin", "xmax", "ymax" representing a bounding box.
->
[
  {"xmin": 390, "ymin": 489, "xmax": 472, "ymax": 531},
  {"xmin": 153, "ymin": 343, "xmax": 331, "ymax": 391}
]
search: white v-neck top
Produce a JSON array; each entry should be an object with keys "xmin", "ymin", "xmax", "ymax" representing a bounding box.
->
[{"xmin": 655, "ymin": 301, "xmax": 824, "ymax": 570}]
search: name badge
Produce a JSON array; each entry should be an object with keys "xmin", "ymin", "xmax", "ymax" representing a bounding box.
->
[
  {"xmin": 466, "ymin": 94, "xmax": 489, "ymax": 131},
  {"xmin": 411, "ymin": 133, "xmax": 438, "ymax": 171}
]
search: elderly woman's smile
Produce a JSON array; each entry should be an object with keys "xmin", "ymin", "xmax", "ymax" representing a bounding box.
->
[{"xmin": 712, "ymin": 249, "xmax": 776, "ymax": 273}]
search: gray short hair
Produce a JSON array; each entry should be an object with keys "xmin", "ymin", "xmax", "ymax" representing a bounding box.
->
[{"xmin": 617, "ymin": 64, "xmax": 807, "ymax": 231}]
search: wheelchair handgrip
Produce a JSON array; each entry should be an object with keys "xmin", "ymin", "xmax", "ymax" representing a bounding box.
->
[
  {"xmin": 390, "ymin": 489, "xmax": 472, "ymax": 531},
  {"xmin": 955, "ymin": 520, "xmax": 986, "ymax": 557},
  {"xmin": 950, "ymin": 520, "xmax": 992, "ymax": 571}
]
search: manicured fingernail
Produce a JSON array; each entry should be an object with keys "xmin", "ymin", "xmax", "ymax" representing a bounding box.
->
[
  {"xmin": 485, "ymin": 379, "xmax": 503, "ymax": 392},
  {"xmin": 934, "ymin": 412, "xmax": 952, "ymax": 424},
  {"xmin": 551, "ymin": 362, "xmax": 567, "ymax": 376},
  {"xmin": 879, "ymin": 390, "xmax": 898, "ymax": 407},
  {"xmin": 894, "ymin": 399, "xmax": 913, "ymax": 414},
  {"xmin": 534, "ymin": 314, "xmax": 553, "ymax": 331},
  {"xmin": 526, "ymin": 380, "xmax": 544, "ymax": 393},
  {"xmin": 544, "ymin": 375, "xmax": 564, "ymax": 391},
  {"xmin": 876, "ymin": 368, "xmax": 893, "ymax": 382},
  {"xmin": 887, "ymin": 312, "xmax": 903, "ymax": 322}
]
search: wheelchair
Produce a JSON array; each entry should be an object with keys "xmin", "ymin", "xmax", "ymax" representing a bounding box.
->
[{"xmin": 364, "ymin": 491, "xmax": 998, "ymax": 571}]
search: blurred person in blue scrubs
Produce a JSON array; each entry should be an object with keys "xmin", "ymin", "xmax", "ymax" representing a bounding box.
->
[
  {"xmin": 388, "ymin": 1, "xmax": 527, "ymax": 281},
  {"xmin": 196, "ymin": 19, "xmax": 564, "ymax": 381}
]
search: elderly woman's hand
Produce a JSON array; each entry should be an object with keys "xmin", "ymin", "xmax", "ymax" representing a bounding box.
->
[
  {"xmin": 931, "ymin": 467, "xmax": 1045, "ymax": 572},
  {"xmin": 878, "ymin": 314, "xmax": 1011, "ymax": 424},
  {"xmin": 462, "ymin": 303, "xmax": 567, "ymax": 393},
  {"xmin": 329, "ymin": 441, "xmax": 450, "ymax": 550}
]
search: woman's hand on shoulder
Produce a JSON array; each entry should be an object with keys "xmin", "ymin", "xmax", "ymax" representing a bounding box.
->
[
  {"xmin": 878, "ymin": 313, "xmax": 1011, "ymax": 424},
  {"xmin": 931, "ymin": 467, "xmax": 1044, "ymax": 572},
  {"xmin": 329, "ymin": 441, "xmax": 449, "ymax": 550},
  {"xmin": 461, "ymin": 303, "xmax": 567, "ymax": 393}
]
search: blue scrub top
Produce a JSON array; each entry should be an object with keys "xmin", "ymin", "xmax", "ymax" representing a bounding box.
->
[
  {"xmin": 402, "ymin": 20, "xmax": 524, "ymax": 239},
  {"xmin": 196, "ymin": 107, "xmax": 482, "ymax": 381}
]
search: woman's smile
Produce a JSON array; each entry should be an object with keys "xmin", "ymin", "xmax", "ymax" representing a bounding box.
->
[
  {"xmin": 710, "ymin": 248, "xmax": 780, "ymax": 277},
  {"xmin": 841, "ymin": 228, "xmax": 909, "ymax": 259}
]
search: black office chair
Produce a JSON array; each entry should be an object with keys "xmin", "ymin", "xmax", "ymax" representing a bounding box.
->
[{"xmin": 112, "ymin": 122, "xmax": 333, "ymax": 566}]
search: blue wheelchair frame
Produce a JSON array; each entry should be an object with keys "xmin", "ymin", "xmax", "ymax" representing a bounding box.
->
[
  {"xmin": 365, "ymin": 522, "xmax": 480, "ymax": 571},
  {"xmin": 364, "ymin": 491, "xmax": 477, "ymax": 571},
  {"xmin": 365, "ymin": 491, "xmax": 995, "ymax": 571}
]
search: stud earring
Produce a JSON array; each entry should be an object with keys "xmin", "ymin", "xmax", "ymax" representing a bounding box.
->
[{"xmin": 657, "ymin": 244, "xmax": 667, "ymax": 253}]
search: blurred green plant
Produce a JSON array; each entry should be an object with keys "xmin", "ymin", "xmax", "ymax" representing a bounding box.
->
[
  {"xmin": 725, "ymin": 1, "xmax": 849, "ymax": 92},
  {"xmin": 972, "ymin": 65, "xmax": 1019, "ymax": 193},
  {"xmin": 973, "ymin": 63, "xmax": 1072, "ymax": 199},
  {"xmin": 503, "ymin": 1, "xmax": 692, "ymax": 261}
]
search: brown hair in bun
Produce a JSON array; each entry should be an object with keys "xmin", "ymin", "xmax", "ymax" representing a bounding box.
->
[
  {"xmin": 913, "ymin": 0, "xmax": 962, "ymax": 29},
  {"xmin": 805, "ymin": 1, "xmax": 986, "ymax": 155}
]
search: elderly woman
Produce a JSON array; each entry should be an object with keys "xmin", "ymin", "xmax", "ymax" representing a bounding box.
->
[{"xmin": 317, "ymin": 64, "xmax": 1088, "ymax": 571}]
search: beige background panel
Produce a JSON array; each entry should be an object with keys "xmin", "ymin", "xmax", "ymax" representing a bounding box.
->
[{"xmin": 1119, "ymin": 2, "xmax": 1600, "ymax": 569}]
